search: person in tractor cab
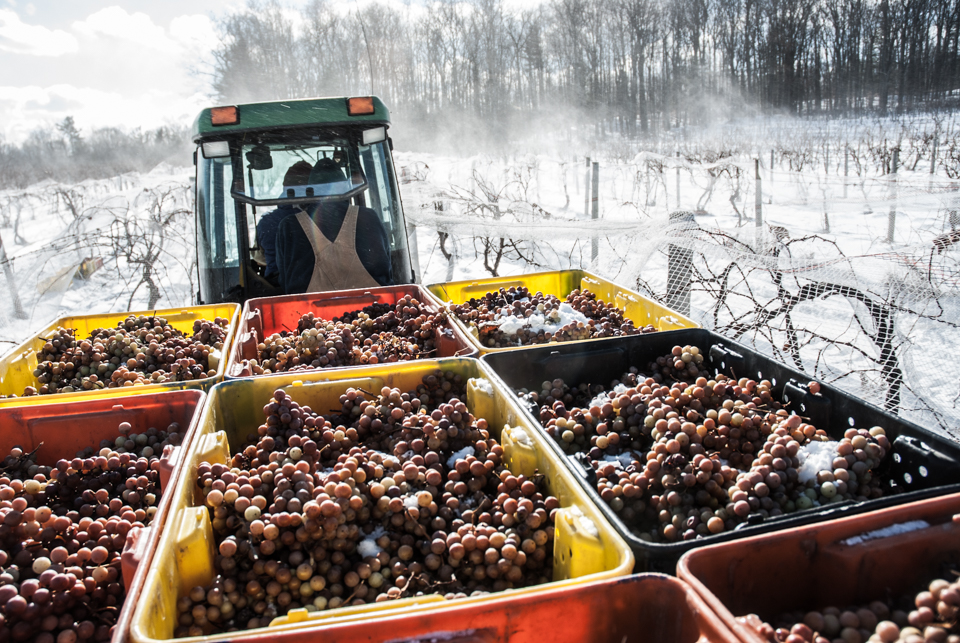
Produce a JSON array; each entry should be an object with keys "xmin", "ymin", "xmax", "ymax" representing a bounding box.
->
[
  {"xmin": 256, "ymin": 160, "xmax": 313, "ymax": 283},
  {"xmin": 274, "ymin": 157, "xmax": 392, "ymax": 294}
]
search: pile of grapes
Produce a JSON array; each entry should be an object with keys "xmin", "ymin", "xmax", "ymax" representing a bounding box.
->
[
  {"xmin": 173, "ymin": 372, "xmax": 561, "ymax": 637},
  {"xmin": 448, "ymin": 287, "xmax": 657, "ymax": 348},
  {"xmin": 520, "ymin": 345, "xmax": 890, "ymax": 542},
  {"xmin": 741, "ymin": 569, "xmax": 960, "ymax": 642},
  {"xmin": 241, "ymin": 295, "xmax": 451, "ymax": 375},
  {"xmin": 0, "ymin": 422, "xmax": 183, "ymax": 642},
  {"xmin": 22, "ymin": 316, "xmax": 230, "ymax": 396}
]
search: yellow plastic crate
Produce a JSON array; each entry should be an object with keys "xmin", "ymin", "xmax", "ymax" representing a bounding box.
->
[
  {"xmin": 0, "ymin": 304, "xmax": 240, "ymax": 408},
  {"xmin": 128, "ymin": 358, "xmax": 634, "ymax": 643},
  {"xmin": 425, "ymin": 269, "xmax": 698, "ymax": 354}
]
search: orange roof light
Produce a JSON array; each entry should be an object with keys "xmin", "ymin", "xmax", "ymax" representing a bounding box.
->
[
  {"xmin": 211, "ymin": 106, "xmax": 239, "ymax": 126},
  {"xmin": 347, "ymin": 97, "xmax": 375, "ymax": 116}
]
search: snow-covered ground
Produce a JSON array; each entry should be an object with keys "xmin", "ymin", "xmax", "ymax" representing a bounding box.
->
[
  {"xmin": 0, "ymin": 163, "xmax": 195, "ymax": 337},
  {"xmin": 1, "ymin": 116, "xmax": 958, "ymax": 437}
]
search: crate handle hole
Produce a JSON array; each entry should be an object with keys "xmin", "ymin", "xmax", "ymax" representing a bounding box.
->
[
  {"xmin": 919, "ymin": 466, "xmax": 928, "ymax": 477},
  {"xmin": 848, "ymin": 416, "xmax": 856, "ymax": 427},
  {"xmin": 904, "ymin": 472, "xmax": 913, "ymax": 484},
  {"xmin": 771, "ymin": 377, "xmax": 777, "ymax": 386},
  {"xmin": 756, "ymin": 371, "xmax": 762, "ymax": 379}
]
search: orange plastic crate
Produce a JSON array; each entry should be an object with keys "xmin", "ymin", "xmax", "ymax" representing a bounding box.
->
[
  {"xmin": 196, "ymin": 574, "xmax": 737, "ymax": 643},
  {"xmin": 226, "ymin": 285, "xmax": 477, "ymax": 378},
  {"xmin": 677, "ymin": 492, "xmax": 960, "ymax": 643},
  {"xmin": 0, "ymin": 390, "xmax": 207, "ymax": 643}
]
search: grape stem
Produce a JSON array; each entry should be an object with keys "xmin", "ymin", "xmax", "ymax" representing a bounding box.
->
[{"xmin": 0, "ymin": 442, "xmax": 44, "ymax": 474}]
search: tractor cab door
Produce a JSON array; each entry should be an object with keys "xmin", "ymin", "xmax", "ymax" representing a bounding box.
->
[{"xmin": 195, "ymin": 152, "xmax": 244, "ymax": 304}]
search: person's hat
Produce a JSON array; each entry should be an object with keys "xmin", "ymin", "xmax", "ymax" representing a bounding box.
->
[
  {"xmin": 309, "ymin": 157, "xmax": 346, "ymax": 185},
  {"xmin": 283, "ymin": 160, "xmax": 313, "ymax": 186}
]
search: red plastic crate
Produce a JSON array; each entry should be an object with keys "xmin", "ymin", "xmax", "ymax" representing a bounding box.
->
[
  {"xmin": 677, "ymin": 492, "xmax": 960, "ymax": 643},
  {"xmin": 0, "ymin": 390, "xmax": 206, "ymax": 643},
  {"xmin": 226, "ymin": 285, "xmax": 477, "ymax": 378},
  {"xmin": 210, "ymin": 574, "xmax": 737, "ymax": 643}
]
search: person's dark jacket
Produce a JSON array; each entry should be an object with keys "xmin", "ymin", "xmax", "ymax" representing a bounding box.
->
[
  {"xmin": 256, "ymin": 204, "xmax": 299, "ymax": 280},
  {"xmin": 275, "ymin": 200, "xmax": 393, "ymax": 294}
]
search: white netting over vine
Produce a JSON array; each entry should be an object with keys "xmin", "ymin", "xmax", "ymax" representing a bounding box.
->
[
  {"xmin": 0, "ymin": 166, "xmax": 197, "ymax": 343},
  {"xmin": 400, "ymin": 148, "xmax": 960, "ymax": 439}
]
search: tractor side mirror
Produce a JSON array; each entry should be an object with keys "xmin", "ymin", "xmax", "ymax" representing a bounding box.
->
[{"xmin": 245, "ymin": 144, "xmax": 273, "ymax": 171}]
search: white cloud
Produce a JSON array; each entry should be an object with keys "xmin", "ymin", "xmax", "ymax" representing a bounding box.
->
[
  {"xmin": 73, "ymin": 6, "xmax": 177, "ymax": 52},
  {"xmin": 0, "ymin": 7, "xmax": 221, "ymax": 143},
  {"xmin": 0, "ymin": 8, "xmax": 78, "ymax": 56}
]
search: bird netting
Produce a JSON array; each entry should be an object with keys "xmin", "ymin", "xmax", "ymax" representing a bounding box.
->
[{"xmin": 400, "ymin": 149, "xmax": 960, "ymax": 439}]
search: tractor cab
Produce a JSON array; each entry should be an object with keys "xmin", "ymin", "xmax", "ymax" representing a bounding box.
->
[{"xmin": 191, "ymin": 96, "xmax": 416, "ymax": 304}]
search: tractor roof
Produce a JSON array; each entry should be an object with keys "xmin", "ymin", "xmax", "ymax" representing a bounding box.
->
[{"xmin": 192, "ymin": 96, "xmax": 390, "ymax": 141}]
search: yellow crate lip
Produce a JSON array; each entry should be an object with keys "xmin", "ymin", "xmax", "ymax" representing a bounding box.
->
[
  {"xmin": 128, "ymin": 358, "xmax": 634, "ymax": 643},
  {"xmin": 0, "ymin": 303, "xmax": 240, "ymax": 409},
  {"xmin": 423, "ymin": 269, "xmax": 699, "ymax": 355},
  {"xmin": 223, "ymin": 285, "xmax": 478, "ymax": 380}
]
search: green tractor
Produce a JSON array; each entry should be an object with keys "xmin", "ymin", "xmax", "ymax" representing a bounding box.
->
[{"xmin": 191, "ymin": 96, "xmax": 417, "ymax": 304}]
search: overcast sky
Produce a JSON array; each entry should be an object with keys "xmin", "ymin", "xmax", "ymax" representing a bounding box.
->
[{"xmin": 0, "ymin": 0, "xmax": 252, "ymax": 143}]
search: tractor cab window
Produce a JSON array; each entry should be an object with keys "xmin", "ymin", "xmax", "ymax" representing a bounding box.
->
[
  {"xmin": 229, "ymin": 129, "xmax": 413, "ymax": 284},
  {"xmin": 237, "ymin": 141, "xmax": 366, "ymax": 203}
]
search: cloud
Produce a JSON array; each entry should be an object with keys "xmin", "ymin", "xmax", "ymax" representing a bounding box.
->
[
  {"xmin": 0, "ymin": 8, "xmax": 78, "ymax": 56},
  {"xmin": 0, "ymin": 7, "xmax": 219, "ymax": 142},
  {"xmin": 73, "ymin": 6, "xmax": 178, "ymax": 52}
]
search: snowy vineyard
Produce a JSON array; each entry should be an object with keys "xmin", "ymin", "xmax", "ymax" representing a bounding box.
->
[{"xmin": 1, "ymin": 118, "xmax": 960, "ymax": 438}]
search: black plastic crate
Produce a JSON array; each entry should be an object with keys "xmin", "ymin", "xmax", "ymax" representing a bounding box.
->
[{"xmin": 481, "ymin": 328, "xmax": 960, "ymax": 573}]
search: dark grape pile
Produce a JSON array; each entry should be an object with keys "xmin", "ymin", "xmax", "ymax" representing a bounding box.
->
[
  {"xmin": 241, "ymin": 295, "xmax": 451, "ymax": 375},
  {"xmin": 173, "ymin": 371, "xmax": 560, "ymax": 637},
  {"xmin": 520, "ymin": 344, "xmax": 889, "ymax": 542},
  {"xmin": 0, "ymin": 422, "xmax": 183, "ymax": 643},
  {"xmin": 449, "ymin": 287, "xmax": 656, "ymax": 348},
  {"xmin": 23, "ymin": 316, "xmax": 230, "ymax": 396},
  {"xmin": 741, "ymin": 568, "xmax": 960, "ymax": 642}
]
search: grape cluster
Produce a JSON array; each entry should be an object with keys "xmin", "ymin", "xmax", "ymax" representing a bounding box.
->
[
  {"xmin": 23, "ymin": 316, "xmax": 230, "ymax": 396},
  {"xmin": 449, "ymin": 287, "xmax": 656, "ymax": 348},
  {"xmin": 521, "ymin": 345, "xmax": 889, "ymax": 542},
  {"xmin": 242, "ymin": 296, "xmax": 451, "ymax": 375},
  {"xmin": 741, "ymin": 571, "xmax": 960, "ymax": 643},
  {"xmin": 0, "ymin": 422, "xmax": 183, "ymax": 643},
  {"xmin": 174, "ymin": 372, "xmax": 560, "ymax": 637}
]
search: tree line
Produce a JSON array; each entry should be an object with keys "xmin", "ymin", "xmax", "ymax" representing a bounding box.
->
[
  {"xmin": 210, "ymin": 0, "xmax": 960, "ymax": 144},
  {"xmin": 0, "ymin": 118, "xmax": 190, "ymax": 190}
]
